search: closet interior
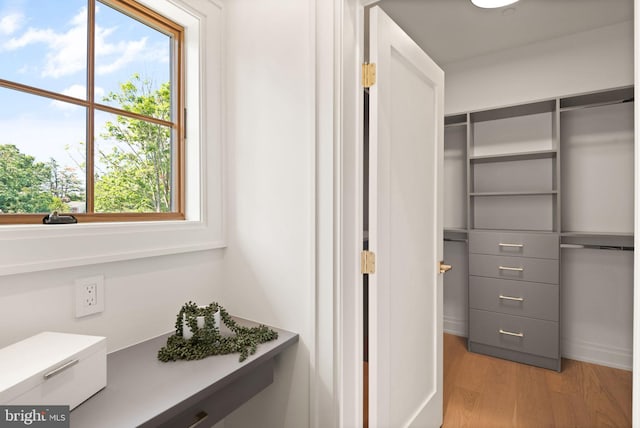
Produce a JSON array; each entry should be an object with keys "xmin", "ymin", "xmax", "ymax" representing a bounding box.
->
[{"xmin": 443, "ymin": 86, "xmax": 634, "ymax": 371}]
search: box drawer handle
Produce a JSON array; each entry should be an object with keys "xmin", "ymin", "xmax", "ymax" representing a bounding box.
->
[
  {"xmin": 499, "ymin": 266, "xmax": 524, "ymax": 272},
  {"xmin": 499, "ymin": 295, "xmax": 524, "ymax": 302},
  {"xmin": 499, "ymin": 243, "xmax": 524, "ymax": 248},
  {"xmin": 499, "ymin": 329, "xmax": 524, "ymax": 338},
  {"xmin": 43, "ymin": 359, "xmax": 79, "ymax": 380}
]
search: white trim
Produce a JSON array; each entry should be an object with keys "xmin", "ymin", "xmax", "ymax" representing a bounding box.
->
[
  {"xmin": 563, "ymin": 339, "xmax": 633, "ymax": 371},
  {"xmin": 336, "ymin": 1, "xmax": 365, "ymax": 427},
  {"xmin": 313, "ymin": 0, "xmax": 342, "ymax": 426},
  {"xmin": 633, "ymin": 0, "xmax": 639, "ymax": 423},
  {"xmin": 443, "ymin": 316, "xmax": 467, "ymax": 337}
]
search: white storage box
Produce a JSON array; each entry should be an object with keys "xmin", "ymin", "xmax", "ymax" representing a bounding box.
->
[{"xmin": 0, "ymin": 332, "xmax": 106, "ymax": 409}]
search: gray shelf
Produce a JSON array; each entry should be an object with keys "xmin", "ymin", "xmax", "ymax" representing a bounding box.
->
[
  {"xmin": 444, "ymin": 228, "xmax": 468, "ymax": 243},
  {"xmin": 444, "ymin": 227, "xmax": 468, "ymax": 233},
  {"xmin": 470, "ymin": 228, "xmax": 558, "ymax": 235},
  {"xmin": 470, "ymin": 191, "xmax": 557, "ymax": 197},
  {"xmin": 470, "ymin": 99, "xmax": 556, "ymax": 123},
  {"xmin": 445, "ymin": 113, "xmax": 467, "ymax": 126},
  {"xmin": 444, "ymin": 122, "xmax": 467, "ymax": 129},
  {"xmin": 469, "ymin": 149, "xmax": 557, "ymax": 164},
  {"xmin": 71, "ymin": 319, "xmax": 298, "ymax": 428}
]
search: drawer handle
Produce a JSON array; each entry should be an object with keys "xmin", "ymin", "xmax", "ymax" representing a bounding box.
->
[
  {"xmin": 499, "ymin": 266, "xmax": 524, "ymax": 272},
  {"xmin": 188, "ymin": 411, "xmax": 209, "ymax": 428},
  {"xmin": 499, "ymin": 329, "xmax": 524, "ymax": 338},
  {"xmin": 43, "ymin": 359, "xmax": 79, "ymax": 380},
  {"xmin": 499, "ymin": 243, "xmax": 524, "ymax": 248},
  {"xmin": 499, "ymin": 295, "xmax": 524, "ymax": 302}
]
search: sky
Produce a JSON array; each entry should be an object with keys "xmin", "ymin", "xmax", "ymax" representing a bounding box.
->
[{"xmin": 0, "ymin": 0, "xmax": 171, "ymax": 178}]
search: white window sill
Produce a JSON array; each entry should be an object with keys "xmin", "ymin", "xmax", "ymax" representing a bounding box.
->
[{"xmin": 0, "ymin": 220, "xmax": 225, "ymax": 276}]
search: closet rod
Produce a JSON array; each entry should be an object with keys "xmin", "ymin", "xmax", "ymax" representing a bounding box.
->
[
  {"xmin": 444, "ymin": 238, "xmax": 467, "ymax": 243},
  {"xmin": 559, "ymin": 97, "xmax": 634, "ymax": 113},
  {"xmin": 560, "ymin": 243, "xmax": 634, "ymax": 251}
]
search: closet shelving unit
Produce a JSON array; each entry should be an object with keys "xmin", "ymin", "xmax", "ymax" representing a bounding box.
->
[
  {"xmin": 443, "ymin": 85, "xmax": 634, "ymax": 372},
  {"xmin": 559, "ymin": 86, "xmax": 635, "ymax": 250},
  {"xmin": 444, "ymin": 113, "xmax": 469, "ymax": 243}
]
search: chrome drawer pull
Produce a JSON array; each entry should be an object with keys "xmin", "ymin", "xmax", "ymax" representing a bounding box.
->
[
  {"xmin": 188, "ymin": 411, "xmax": 209, "ymax": 428},
  {"xmin": 43, "ymin": 359, "xmax": 79, "ymax": 380},
  {"xmin": 499, "ymin": 266, "xmax": 524, "ymax": 272},
  {"xmin": 499, "ymin": 243, "xmax": 524, "ymax": 248},
  {"xmin": 499, "ymin": 295, "xmax": 524, "ymax": 302},
  {"xmin": 499, "ymin": 329, "xmax": 524, "ymax": 338}
]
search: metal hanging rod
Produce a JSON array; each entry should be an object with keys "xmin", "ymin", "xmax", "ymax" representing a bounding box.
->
[
  {"xmin": 560, "ymin": 243, "xmax": 634, "ymax": 252},
  {"xmin": 559, "ymin": 97, "xmax": 634, "ymax": 113},
  {"xmin": 444, "ymin": 238, "xmax": 467, "ymax": 243}
]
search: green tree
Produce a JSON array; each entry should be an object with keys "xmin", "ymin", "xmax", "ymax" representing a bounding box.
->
[
  {"xmin": 0, "ymin": 144, "xmax": 53, "ymax": 213},
  {"xmin": 48, "ymin": 158, "xmax": 84, "ymax": 203},
  {"xmin": 95, "ymin": 74, "xmax": 172, "ymax": 213}
]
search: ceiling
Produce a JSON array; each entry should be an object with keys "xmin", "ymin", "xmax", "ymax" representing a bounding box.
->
[{"xmin": 375, "ymin": 0, "xmax": 633, "ymax": 65}]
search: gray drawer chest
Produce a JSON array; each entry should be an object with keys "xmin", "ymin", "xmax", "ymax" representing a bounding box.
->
[{"xmin": 468, "ymin": 230, "xmax": 561, "ymax": 371}]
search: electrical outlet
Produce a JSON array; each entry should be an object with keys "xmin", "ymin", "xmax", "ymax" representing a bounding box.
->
[{"xmin": 75, "ymin": 275, "xmax": 105, "ymax": 318}]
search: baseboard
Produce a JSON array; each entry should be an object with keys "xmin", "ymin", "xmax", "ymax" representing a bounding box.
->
[
  {"xmin": 443, "ymin": 315, "xmax": 467, "ymax": 337},
  {"xmin": 561, "ymin": 338, "xmax": 632, "ymax": 371}
]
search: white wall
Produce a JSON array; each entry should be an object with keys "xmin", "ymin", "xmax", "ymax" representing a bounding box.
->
[
  {"xmin": 222, "ymin": 0, "xmax": 314, "ymax": 427},
  {"xmin": 0, "ymin": 0, "xmax": 227, "ymax": 357},
  {"xmin": 444, "ymin": 21, "xmax": 634, "ymax": 115},
  {"xmin": 0, "ymin": 250, "xmax": 224, "ymax": 353}
]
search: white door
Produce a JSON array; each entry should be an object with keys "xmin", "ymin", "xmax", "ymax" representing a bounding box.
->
[{"xmin": 367, "ymin": 6, "xmax": 445, "ymax": 428}]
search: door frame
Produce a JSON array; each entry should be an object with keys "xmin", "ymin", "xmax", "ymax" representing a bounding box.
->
[
  {"xmin": 330, "ymin": 1, "xmax": 385, "ymax": 427},
  {"xmin": 319, "ymin": 0, "xmax": 640, "ymax": 426},
  {"xmin": 633, "ymin": 0, "xmax": 639, "ymax": 424}
]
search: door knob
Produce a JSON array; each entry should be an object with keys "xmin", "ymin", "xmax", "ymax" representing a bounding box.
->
[{"xmin": 439, "ymin": 261, "xmax": 452, "ymax": 274}]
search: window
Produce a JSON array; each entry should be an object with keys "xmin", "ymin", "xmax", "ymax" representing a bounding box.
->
[
  {"xmin": 0, "ymin": 0, "xmax": 223, "ymax": 276},
  {"xmin": 0, "ymin": 0, "xmax": 184, "ymax": 224}
]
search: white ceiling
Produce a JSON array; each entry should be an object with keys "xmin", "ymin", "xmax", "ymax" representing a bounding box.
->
[{"xmin": 376, "ymin": 0, "xmax": 633, "ymax": 65}]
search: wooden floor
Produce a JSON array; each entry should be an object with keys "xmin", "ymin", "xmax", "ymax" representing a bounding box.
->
[{"xmin": 443, "ymin": 333, "xmax": 632, "ymax": 428}]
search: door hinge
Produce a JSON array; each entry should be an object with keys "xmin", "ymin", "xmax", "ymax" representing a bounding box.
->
[
  {"xmin": 362, "ymin": 63, "xmax": 376, "ymax": 88},
  {"xmin": 361, "ymin": 250, "xmax": 376, "ymax": 274}
]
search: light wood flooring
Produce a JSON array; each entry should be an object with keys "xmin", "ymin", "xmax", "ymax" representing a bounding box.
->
[
  {"xmin": 443, "ymin": 333, "xmax": 632, "ymax": 428},
  {"xmin": 363, "ymin": 334, "xmax": 631, "ymax": 427}
]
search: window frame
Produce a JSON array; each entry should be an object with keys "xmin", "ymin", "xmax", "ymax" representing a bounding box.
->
[
  {"xmin": 0, "ymin": 0, "xmax": 186, "ymax": 224},
  {"xmin": 0, "ymin": 0, "xmax": 225, "ymax": 276}
]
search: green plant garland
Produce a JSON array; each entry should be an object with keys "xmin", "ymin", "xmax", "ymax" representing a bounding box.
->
[{"xmin": 157, "ymin": 301, "xmax": 278, "ymax": 363}]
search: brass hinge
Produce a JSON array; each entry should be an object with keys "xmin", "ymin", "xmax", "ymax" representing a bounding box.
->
[
  {"xmin": 362, "ymin": 63, "xmax": 376, "ymax": 88},
  {"xmin": 361, "ymin": 250, "xmax": 376, "ymax": 274}
]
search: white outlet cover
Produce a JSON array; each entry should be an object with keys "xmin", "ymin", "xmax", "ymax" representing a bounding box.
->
[{"xmin": 75, "ymin": 275, "xmax": 105, "ymax": 318}]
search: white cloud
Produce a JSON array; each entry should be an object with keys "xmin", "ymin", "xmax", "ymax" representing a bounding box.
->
[
  {"xmin": 2, "ymin": 7, "xmax": 87, "ymax": 78},
  {"xmin": 4, "ymin": 27, "xmax": 57, "ymax": 50},
  {"xmin": 0, "ymin": 12, "xmax": 25, "ymax": 35},
  {"xmin": 2, "ymin": 5, "xmax": 168, "ymax": 79},
  {"xmin": 95, "ymin": 34, "xmax": 148, "ymax": 75},
  {"xmin": 51, "ymin": 85, "xmax": 105, "ymax": 111}
]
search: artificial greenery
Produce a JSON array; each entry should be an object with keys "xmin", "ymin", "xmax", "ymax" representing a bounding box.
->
[{"xmin": 157, "ymin": 301, "xmax": 278, "ymax": 363}]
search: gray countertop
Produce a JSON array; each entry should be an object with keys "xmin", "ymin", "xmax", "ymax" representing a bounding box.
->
[{"xmin": 71, "ymin": 319, "xmax": 298, "ymax": 428}]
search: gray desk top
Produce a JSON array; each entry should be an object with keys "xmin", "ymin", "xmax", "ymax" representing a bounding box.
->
[{"xmin": 71, "ymin": 319, "xmax": 298, "ymax": 428}]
